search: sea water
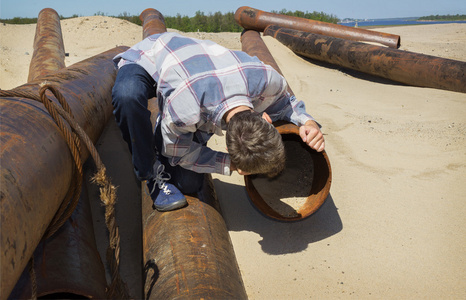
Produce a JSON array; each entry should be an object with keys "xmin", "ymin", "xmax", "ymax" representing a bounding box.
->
[{"xmin": 338, "ymin": 18, "xmax": 466, "ymax": 27}]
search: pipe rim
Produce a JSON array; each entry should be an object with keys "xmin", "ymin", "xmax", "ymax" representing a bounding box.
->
[{"xmin": 244, "ymin": 122, "xmax": 332, "ymax": 222}]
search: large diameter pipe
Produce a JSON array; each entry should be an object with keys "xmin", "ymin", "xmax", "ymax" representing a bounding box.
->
[
  {"xmin": 235, "ymin": 6, "xmax": 400, "ymax": 49},
  {"xmin": 240, "ymin": 30, "xmax": 332, "ymax": 221},
  {"xmin": 240, "ymin": 30, "xmax": 287, "ymax": 90},
  {"xmin": 139, "ymin": 9, "xmax": 247, "ymax": 298},
  {"xmin": 8, "ymin": 182, "xmax": 107, "ymax": 299},
  {"xmin": 6, "ymin": 12, "xmax": 108, "ymax": 299},
  {"xmin": 142, "ymin": 175, "xmax": 248, "ymax": 299},
  {"xmin": 264, "ymin": 25, "xmax": 466, "ymax": 93},
  {"xmin": 0, "ymin": 46, "xmax": 128, "ymax": 298},
  {"xmin": 245, "ymin": 122, "xmax": 332, "ymax": 221},
  {"xmin": 28, "ymin": 8, "xmax": 66, "ymax": 82},
  {"xmin": 140, "ymin": 8, "xmax": 167, "ymax": 39}
]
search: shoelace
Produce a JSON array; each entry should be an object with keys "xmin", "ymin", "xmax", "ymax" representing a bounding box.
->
[{"xmin": 150, "ymin": 164, "xmax": 172, "ymax": 195}]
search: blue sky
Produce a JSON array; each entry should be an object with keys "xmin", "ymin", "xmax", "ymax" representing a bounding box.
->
[{"xmin": 1, "ymin": 0, "xmax": 465, "ymax": 20}]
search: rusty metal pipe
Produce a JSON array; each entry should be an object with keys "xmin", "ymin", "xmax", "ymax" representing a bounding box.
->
[
  {"xmin": 142, "ymin": 176, "xmax": 248, "ymax": 299},
  {"xmin": 140, "ymin": 8, "xmax": 167, "ymax": 39},
  {"xmin": 245, "ymin": 123, "xmax": 332, "ymax": 221},
  {"xmin": 28, "ymin": 8, "xmax": 66, "ymax": 82},
  {"xmin": 6, "ymin": 13, "xmax": 108, "ymax": 299},
  {"xmin": 235, "ymin": 6, "xmax": 400, "ymax": 49},
  {"xmin": 240, "ymin": 30, "xmax": 288, "ymax": 92},
  {"xmin": 264, "ymin": 25, "xmax": 466, "ymax": 93},
  {"xmin": 8, "ymin": 181, "xmax": 108, "ymax": 299},
  {"xmin": 0, "ymin": 46, "xmax": 128, "ymax": 298},
  {"xmin": 143, "ymin": 106, "xmax": 248, "ymax": 299},
  {"xmin": 240, "ymin": 30, "xmax": 332, "ymax": 221},
  {"xmin": 139, "ymin": 9, "xmax": 247, "ymax": 298}
]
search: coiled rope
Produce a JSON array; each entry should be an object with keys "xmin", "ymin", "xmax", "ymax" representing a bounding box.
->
[{"xmin": 0, "ymin": 83, "xmax": 130, "ymax": 299}]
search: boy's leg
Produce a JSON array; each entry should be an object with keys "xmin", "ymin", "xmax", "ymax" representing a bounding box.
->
[
  {"xmin": 112, "ymin": 64, "xmax": 157, "ymax": 180},
  {"xmin": 154, "ymin": 125, "xmax": 205, "ymax": 195},
  {"xmin": 162, "ymin": 160, "xmax": 205, "ymax": 195},
  {"xmin": 113, "ymin": 64, "xmax": 187, "ymax": 211}
]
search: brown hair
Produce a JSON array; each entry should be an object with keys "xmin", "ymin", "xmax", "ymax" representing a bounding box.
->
[{"xmin": 226, "ymin": 110, "xmax": 285, "ymax": 177}]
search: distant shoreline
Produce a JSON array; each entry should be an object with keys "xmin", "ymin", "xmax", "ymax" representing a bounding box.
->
[
  {"xmin": 339, "ymin": 19, "xmax": 466, "ymax": 28},
  {"xmin": 417, "ymin": 19, "xmax": 466, "ymax": 22},
  {"xmin": 361, "ymin": 24, "xmax": 423, "ymax": 29}
]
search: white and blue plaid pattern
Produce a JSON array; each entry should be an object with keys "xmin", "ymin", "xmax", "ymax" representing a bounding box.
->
[{"xmin": 114, "ymin": 32, "xmax": 314, "ymax": 175}]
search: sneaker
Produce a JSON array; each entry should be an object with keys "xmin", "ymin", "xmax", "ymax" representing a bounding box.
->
[{"xmin": 147, "ymin": 164, "xmax": 187, "ymax": 211}]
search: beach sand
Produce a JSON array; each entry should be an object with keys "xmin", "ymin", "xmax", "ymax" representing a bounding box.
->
[{"xmin": 1, "ymin": 15, "xmax": 465, "ymax": 299}]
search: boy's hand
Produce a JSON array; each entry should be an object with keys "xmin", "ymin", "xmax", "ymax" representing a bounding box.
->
[{"xmin": 299, "ymin": 120, "xmax": 325, "ymax": 152}]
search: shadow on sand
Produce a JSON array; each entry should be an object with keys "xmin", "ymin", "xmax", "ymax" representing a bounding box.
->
[{"xmin": 213, "ymin": 179, "xmax": 342, "ymax": 255}]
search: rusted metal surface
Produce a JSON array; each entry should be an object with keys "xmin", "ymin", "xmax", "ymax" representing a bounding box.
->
[
  {"xmin": 264, "ymin": 25, "xmax": 466, "ymax": 93},
  {"xmin": 241, "ymin": 30, "xmax": 332, "ymax": 221},
  {"xmin": 6, "ymin": 16, "xmax": 108, "ymax": 299},
  {"xmin": 245, "ymin": 122, "xmax": 332, "ymax": 221},
  {"xmin": 139, "ymin": 10, "xmax": 247, "ymax": 298},
  {"xmin": 144, "ymin": 102, "xmax": 248, "ymax": 299},
  {"xmin": 142, "ymin": 175, "xmax": 247, "ymax": 299},
  {"xmin": 8, "ymin": 182, "xmax": 107, "ymax": 299},
  {"xmin": 240, "ymin": 30, "xmax": 291, "ymax": 94},
  {"xmin": 0, "ymin": 46, "xmax": 128, "ymax": 298},
  {"xmin": 235, "ymin": 6, "xmax": 400, "ymax": 49},
  {"xmin": 140, "ymin": 8, "xmax": 167, "ymax": 39},
  {"xmin": 28, "ymin": 8, "xmax": 66, "ymax": 82}
]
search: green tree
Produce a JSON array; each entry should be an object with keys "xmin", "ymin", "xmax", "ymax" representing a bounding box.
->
[{"xmin": 0, "ymin": 9, "xmax": 341, "ymax": 30}]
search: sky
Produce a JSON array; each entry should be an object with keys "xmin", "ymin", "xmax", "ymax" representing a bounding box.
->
[{"xmin": 1, "ymin": 0, "xmax": 465, "ymax": 20}]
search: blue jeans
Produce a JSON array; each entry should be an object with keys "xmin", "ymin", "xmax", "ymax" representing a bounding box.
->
[{"xmin": 112, "ymin": 64, "xmax": 204, "ymax": 194}]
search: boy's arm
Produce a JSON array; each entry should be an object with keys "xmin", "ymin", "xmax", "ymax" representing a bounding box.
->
[
  {"xmin": 264, "ymin": 68, "xmax": 325, "ymax": 152},
  {"xmin": 161, "ymin": 121, "xmax": 232, "ymax": 175}
]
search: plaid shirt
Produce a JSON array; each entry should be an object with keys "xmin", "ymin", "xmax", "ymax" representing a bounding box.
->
[{"xmin": 114, "ymin": 32, "xmax": 315, "ymax": 175}]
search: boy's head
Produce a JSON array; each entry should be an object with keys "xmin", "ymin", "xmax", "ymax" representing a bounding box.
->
[{"xmin": 226, "ymin": 110, "xmax": 285, "ymax": 177}]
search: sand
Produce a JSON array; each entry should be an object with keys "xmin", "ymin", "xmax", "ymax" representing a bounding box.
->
[
  {"xmin": 1, "ymin": 15, "xmax": 465, "ymax": 299},
  {"xmin": 251, "ymin": 137, "xmax": 315, "ymax": 218}
]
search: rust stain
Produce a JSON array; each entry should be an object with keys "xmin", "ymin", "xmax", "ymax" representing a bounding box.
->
[
  {"xmin": 264, "ymin": 25, "xmax": 466, "ymax": 93},
  {"xmin": 235, "ymin": 6, "xmax": 400, "ymax": 48}
]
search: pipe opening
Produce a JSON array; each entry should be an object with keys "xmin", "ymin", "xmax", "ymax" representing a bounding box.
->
[
  {"xmin": 250, "ymin": 134, "xmax": 314, "ymax": 218},
  {"xmin": 245, "ymin": 124, "xmax": 331, "ymax": 222}
]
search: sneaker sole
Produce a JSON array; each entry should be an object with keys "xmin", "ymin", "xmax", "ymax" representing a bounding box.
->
[{"xmin": 154, "ymin": 199, "xmax": 188, "ymax": 212}]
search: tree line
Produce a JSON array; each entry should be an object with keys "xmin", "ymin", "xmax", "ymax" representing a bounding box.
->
[
  {"xmin": 417, "ymin": 14, "xmax": 466, "ymax": 21},
  {"xmin": 1, "ymin": 9, "xmax": 340, "ymax": 31},
  {"xmin": 164, "ymin": 11, "xmax": 242, "ymax": 32},
  {"xmin": 162, "ymin": 10, "xmax": 340, "ymax": 32}
]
